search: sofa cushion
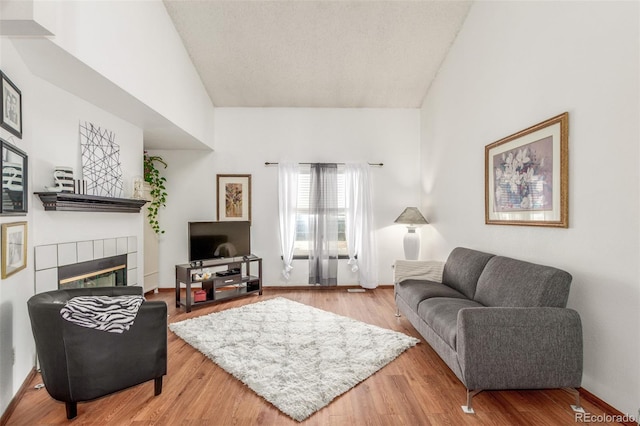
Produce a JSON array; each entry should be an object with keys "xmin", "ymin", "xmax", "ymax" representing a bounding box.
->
[
  {"xmin": 474, "ymin": 256, "xmax": 572, "ymax": 308},
  {"xmin": 396, "ymin": 280, "xmax": 468, "ymax": 312},
  {"xmin": 442, "ymin": 247, "xmax": 495, "ymax": 299},
  {"xmin": 417, "ymin": 297, "xmax": 484, "ymax": 350}
]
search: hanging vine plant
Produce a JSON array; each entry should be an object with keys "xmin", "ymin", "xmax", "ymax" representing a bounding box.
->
[{"xmin": 143, "ymin": 152, "xmax": 168, "ymax": 235}]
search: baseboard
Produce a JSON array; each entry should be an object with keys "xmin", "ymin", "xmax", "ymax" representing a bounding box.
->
[
  {"xmin": 264, "ymin": 285, "xmax": 394, "ymax": 291},
  {"xmin": 159, "ymin": 284, "xmax": 394, "ymax": 292},
  {"xmin": 578, "ymin": 387, "xmax": 638, "ymax": 426},
  {"xmin": 0, "ymin": 367, "xmax": 37, "ymax": 426}
]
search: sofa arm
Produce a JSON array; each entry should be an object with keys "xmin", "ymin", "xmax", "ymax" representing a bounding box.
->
[
  {"xmin": 393, "ymin": 260, "xmax": 445, "ymax": 284},
  {"xmin": 457, "ymin": 307, "xmax": 582, "ymax": 390}
]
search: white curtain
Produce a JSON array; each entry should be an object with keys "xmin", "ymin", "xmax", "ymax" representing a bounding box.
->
[
  {"xmin": 345, "ymin": 162, "xmax": 378, "ymax": 289},
  {"xmin": 278, "ymin": 162, "xmax": 298, "ymax": 280}
]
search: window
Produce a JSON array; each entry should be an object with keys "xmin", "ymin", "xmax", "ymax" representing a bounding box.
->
[{"xmin": 293, "ymin": 165, "xmax": 348, "ymax": 257}]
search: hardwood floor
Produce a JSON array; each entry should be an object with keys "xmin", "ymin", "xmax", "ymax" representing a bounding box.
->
[{"xmin": 4, "ymin": 288, "xmax": 623, "ymax": 425}]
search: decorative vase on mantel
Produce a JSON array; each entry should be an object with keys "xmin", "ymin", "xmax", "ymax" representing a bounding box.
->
[{"xmin": 45, "ymin": 166, "xmax": 74, "ymax": 193}]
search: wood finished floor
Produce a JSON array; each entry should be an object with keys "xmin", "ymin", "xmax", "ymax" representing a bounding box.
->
[{"xmin": 5, "ymin": 288, "xmax": 620, "ymax": 425}]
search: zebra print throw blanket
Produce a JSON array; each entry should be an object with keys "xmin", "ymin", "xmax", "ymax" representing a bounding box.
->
[{"xmin": 60, "ymin": 295, "xmax": 145, "ymax": 333}]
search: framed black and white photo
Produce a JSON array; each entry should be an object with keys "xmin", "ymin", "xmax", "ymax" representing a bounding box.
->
[
  {"xmin": 1, "ymin": 139, "xmax": 28, "ymax": 215},
  {"xmin": 0, "ymin": 72, "xmax": 22, "ymax": 139},
  {"xmin": 1, "ymin": 221, "xmax": 27, "ymax": 278}
]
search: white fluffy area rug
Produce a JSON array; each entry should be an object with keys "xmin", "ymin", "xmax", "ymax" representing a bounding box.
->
[{"xmin": 169, "ymin": 297, "xmax": 419, "ymax": 422}]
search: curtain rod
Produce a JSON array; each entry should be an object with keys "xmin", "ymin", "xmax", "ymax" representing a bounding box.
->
[{"xmin": 264, "ymin": 162, "xmax": 383, "ymax": 166}]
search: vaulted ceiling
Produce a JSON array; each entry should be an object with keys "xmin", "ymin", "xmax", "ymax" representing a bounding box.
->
[{"xmin": 163, "ymin": 0, "xmax": 472, "ymax": 108}]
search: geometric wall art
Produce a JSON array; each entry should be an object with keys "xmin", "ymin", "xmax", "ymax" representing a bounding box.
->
[{"xmin": 79, "ymin": 121, "xmax": 124, "ymax": 198}]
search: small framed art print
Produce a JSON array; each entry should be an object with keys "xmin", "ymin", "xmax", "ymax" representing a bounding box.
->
[
  {"xmin": 217, "ymin": 174, "xmax": 251, "ymax": 222},
  {"xmin": 1, "ymin": 221, "xmax": 27, "ymax": 278}
]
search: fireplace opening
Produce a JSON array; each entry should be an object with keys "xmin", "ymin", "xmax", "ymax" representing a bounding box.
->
[{"xmin": 58, "ymin": 254, "xmax": 127, "ymax": 290}]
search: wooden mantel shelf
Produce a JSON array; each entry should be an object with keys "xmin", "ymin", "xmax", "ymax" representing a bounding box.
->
[{"xmin": 34, "ymin": 192, "xmax": 147, "ymax": 213}]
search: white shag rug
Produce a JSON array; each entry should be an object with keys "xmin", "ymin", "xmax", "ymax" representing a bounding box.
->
[{"xmin": 169, "ymin": 297, "xmax": 419, "ymax": 422}]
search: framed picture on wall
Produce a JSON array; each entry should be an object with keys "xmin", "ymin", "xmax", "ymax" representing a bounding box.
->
[
  {"xmin": 1, "ymin": 138, "xmax": 28, "ymax": 215},
  {"xmin": 1, "ymin": 221, "xmax": 27, "ymax": 278},
  {"xmin": 485, "ymin": 112, "xmax": 569, "ymax": 228},
  {"xmin": 0, "ymin": 71, "xmax": 22, "ymax": 139},
  {"xmin": 217, "ymin": 174, "xmax": 251, "ymax": 222}
]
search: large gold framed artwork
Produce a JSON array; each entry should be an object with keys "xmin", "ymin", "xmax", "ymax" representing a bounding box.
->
[{"xmin": 485, "ymin": 112, "xmax": 568, "ymax": 227}]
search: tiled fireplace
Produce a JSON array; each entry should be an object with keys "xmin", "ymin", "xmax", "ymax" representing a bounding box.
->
[{"xmin": 35, "ymin": 236, "xmax": 138, "ymax": 294}]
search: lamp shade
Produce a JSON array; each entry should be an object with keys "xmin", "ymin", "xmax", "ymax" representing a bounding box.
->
[{"xmin": 394, "ymin": 207, "xmax": 428, "ymax": 225}]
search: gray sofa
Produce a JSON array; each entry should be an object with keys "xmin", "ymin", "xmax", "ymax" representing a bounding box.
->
[{"xmin": 394, "ymin": 247, "xmax": 583, "ymax": 413}]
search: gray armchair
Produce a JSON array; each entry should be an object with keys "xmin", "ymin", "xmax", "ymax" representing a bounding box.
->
[{"xmin": 27, "ymin": 286, "xmax": 167, "ymax": 419}]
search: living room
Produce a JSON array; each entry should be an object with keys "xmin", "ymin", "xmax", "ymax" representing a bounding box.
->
[{"xmin": 0, "ymin": 0, "xmax": 638, "ymax": 424}]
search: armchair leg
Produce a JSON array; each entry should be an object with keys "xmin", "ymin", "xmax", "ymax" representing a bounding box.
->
[
  {"xmin": 154, "ymin": 377, "xmax": 163, "ymax": 396},
  {"xmin": 66, "ymin": 402, "xmax": 77, "ymax": 419},
  {"xmin": 461, "ymin": 389, "xmax": 483, "ymax": 414}
]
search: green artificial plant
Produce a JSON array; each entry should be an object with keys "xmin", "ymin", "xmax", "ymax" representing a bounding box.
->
[{"xmin": 143, "ymin": 152, "xmax": 168, "ymax": 235}]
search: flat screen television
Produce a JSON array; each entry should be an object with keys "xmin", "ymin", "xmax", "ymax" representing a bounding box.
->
[{"xmin": 188, "ymin": 221, "xmax": 251, "ymax": 261}]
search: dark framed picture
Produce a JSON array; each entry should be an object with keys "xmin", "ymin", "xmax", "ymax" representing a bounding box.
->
[
  {"xmin": 1, "ymin": 72, "xmax": 22, "ymax": 139},
  {"xmin": 485, "ymin": 112, "xmax": 568, "ymax": 228},
  {"xmin": 1, "ymin": 139, "xmax": 28, "ymax": 215},
  {"xmin": 217, "ymin": 174, "xmax": 251, "ymax": 222},
  {"xmin": 1, "ymin": 221, "xmax": 27, "ymax": 278}
]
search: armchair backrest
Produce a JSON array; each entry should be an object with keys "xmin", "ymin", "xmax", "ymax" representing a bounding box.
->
[{"xmin": 27, "ymin": 286, "xmax": 167, "ymax": 403}]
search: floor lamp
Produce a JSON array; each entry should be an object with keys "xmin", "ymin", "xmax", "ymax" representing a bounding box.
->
[{"xmin": 394, "ymin": 207, "xmax": 429, "ymax": 260}]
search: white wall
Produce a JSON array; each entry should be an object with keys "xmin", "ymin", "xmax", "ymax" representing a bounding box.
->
[
  {"xmin": 0, "ymin": 37, "xmax": 144, "ymax": 417},
  {"xmin": 0, "ymin": 38, "xmax": 35, "ymax": 418},
  {"xmin": 420, "ymin": 1, "xmax": 639, "ymax": 416},
  {"xmin": 154, "ymin": 108, "xmax": 421, "ymax": 288},
  {"xmin": 1, "ymin": 1, "xmax": 216, "ymax": 417},
  {"xmin": 46, "ymin": 0, "xmax": 214, "ymax": 147},
  {"xmin": 30, "ymin": 76, "xmax": 144, "ymax": 247}
]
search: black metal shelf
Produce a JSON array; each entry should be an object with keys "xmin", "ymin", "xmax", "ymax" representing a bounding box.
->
[
  {"xmin": 34, "ymin": 192, "xmax": 147, "ymax": 213},
  {"xmin": 175, "ymin": 257, "xmax": 263, "ymax": 312}
]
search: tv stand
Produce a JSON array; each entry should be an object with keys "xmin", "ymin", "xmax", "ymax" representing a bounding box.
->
[{"xmin": 175, "ymin": 256, "xmax": 262, "ymax": 312}]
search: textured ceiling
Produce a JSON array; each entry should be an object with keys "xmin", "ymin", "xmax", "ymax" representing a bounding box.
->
[{"xmin": 163, "ymin": 0, "xmax": 472, "ymax": 108}]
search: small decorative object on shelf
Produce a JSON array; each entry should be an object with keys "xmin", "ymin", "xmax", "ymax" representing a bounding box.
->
[
  {"xmin": 73, "ymin": 179, "xmax": 87, "ymax": 195},
  {"xmin": 194, "ymin": 290, "xmax": 207, "ymax": 302},
  {"xmin": 192, "ymin": 269, "xmax": 213, "ymax": 281},
  {"xmin": 132, "ymin": 176, "xmax": 144, "ymax": 200},
  {"xmin": 45, "ymin": 166, "xmax": 74, "ymax": 193}
]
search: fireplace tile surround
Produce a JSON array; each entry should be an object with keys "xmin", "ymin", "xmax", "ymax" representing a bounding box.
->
[{"xmin": 34, "ymin": 236, "xmax": 138, "ymax": 294}]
